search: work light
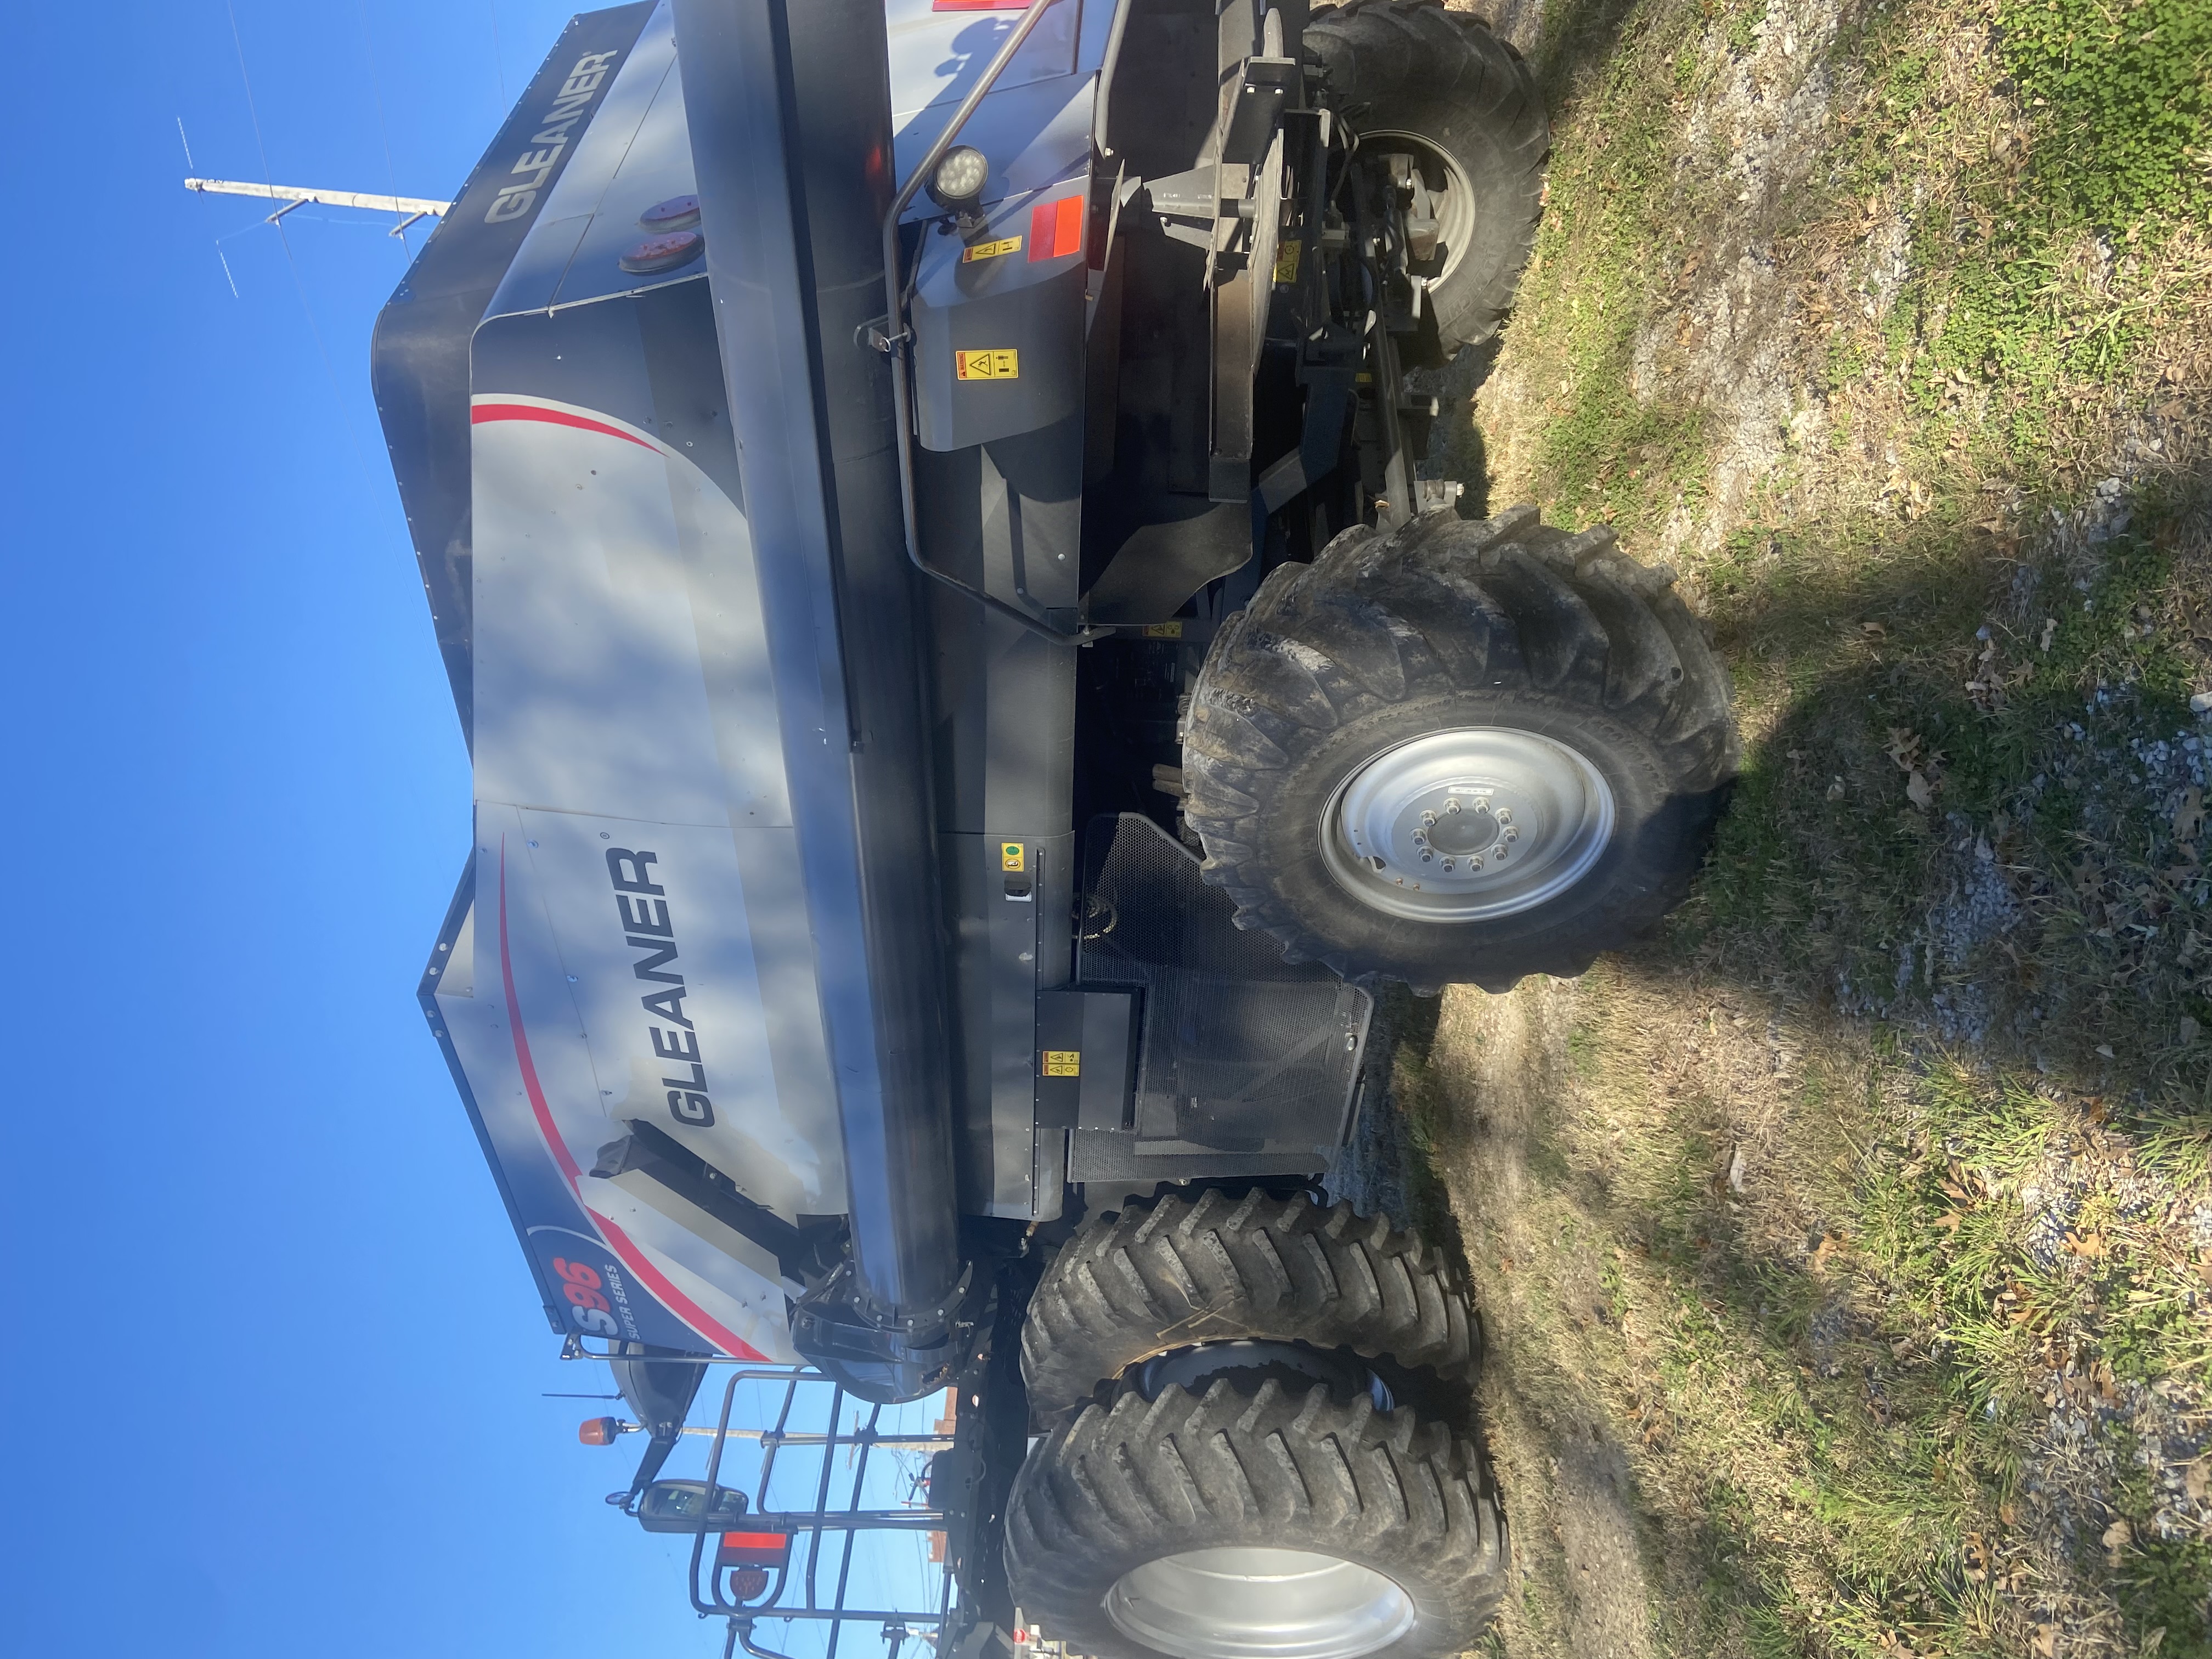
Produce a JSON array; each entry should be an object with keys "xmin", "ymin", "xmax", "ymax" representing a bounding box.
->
[{"xmin": 927, "ymin": 145, "xmax": 990, "ymax": 212}]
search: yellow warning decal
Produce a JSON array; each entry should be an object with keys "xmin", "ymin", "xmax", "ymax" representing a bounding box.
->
[
  {"xmin": 1042, "ymin": 1051, "xmax": 1081, "ymax": 1077},
  {"xmin": 956, "ymin": 348, "xmax": 1020, "ymax": 381},
  {"xmin": 962, "ymin": 236, "xmax": 1022, "ymax": 263},
  {"xmin": 1001, "ymin": 842, "xmax": 1025, "ymax": 872},
  {"xmin": 1142, "ymin": 621, "xmax": 1184, "ymax": 639},
  {"xmin": 1272, "ymin": 238, "xmax": 1302, "ymax": 284}
]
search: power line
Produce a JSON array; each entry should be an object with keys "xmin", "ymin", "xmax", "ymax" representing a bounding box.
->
[
  {"xmin": 354, "ymin": 0, "xmax": 415, "ymax": 258},
  {"xmin": 488, "ymin": 0, "xmax": 508, "ymax": 107},
  {"xmin": 221, "ymin": 0, "xmax": 375, "ymax": 489}
]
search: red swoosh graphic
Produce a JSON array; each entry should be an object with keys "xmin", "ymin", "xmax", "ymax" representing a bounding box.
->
[
  {"xmin": 498, "ymin": 839, "xmax": 767, "ymax": 1360},
  {"xmin": 471, "ymin": 400, "xmax": 659, "ymax": 451}
]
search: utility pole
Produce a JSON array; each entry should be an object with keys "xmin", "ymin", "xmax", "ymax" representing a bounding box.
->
[{"xmin": 183, "ymin": 177, "xmax": 453, "ymax": 237}]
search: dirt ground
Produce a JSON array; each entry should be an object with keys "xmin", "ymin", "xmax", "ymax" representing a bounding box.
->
[{"xmin": 1327, "ymin": 0, "xmax": 2212, "ymax": 1650}]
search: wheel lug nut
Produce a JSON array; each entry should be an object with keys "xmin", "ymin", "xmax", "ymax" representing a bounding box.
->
[
  {"xmin": 1420, "ymin": 811, "xmax": 1437, "ymax": 826},
  {"xmin": 1445, "ymin": 800, "xmax": 1462, "ymax": 815},
  {"xmin": 1420, "ymin": 851, "xmax": 1433, "ymax": 863},
  {"xmin": 1442, "ymin": 859, "xmax": 1455, "ymax": 872}
]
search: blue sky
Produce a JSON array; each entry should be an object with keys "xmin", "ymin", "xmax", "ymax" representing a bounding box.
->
[{"xmin": 0, "ymin": 2, "xmax": 887, "ymax": 1652}]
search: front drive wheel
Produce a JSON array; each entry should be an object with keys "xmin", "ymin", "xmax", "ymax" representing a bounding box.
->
[
  {"xmin": 1182, "ymin": 506, "xmax": 1738, "ymax": 992},
  {"xmin": 1307, "ymin": 1, "xmax": 1548, "ymax": 352},
  {"xmin": 1005, "ymin": 1380, "xmax": 1505, "ymax": 1659}
]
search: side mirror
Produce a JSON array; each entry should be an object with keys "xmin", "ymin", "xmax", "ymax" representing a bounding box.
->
[{"xmin": 635, "ymin": 1478, "xmax": 750, "ymax": 1534}]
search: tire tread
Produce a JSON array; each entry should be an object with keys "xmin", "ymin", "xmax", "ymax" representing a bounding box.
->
[{"xmin": 1021, "ymin": 1189, "xmax": 1479, "ymax": 1420}]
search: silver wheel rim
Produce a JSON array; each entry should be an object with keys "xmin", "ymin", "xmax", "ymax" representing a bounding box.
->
[
  {"xmin": 1321, "ymin": 727, "xmax": 1616, "ymax": 922},
  {"xmin": 1361, "ymin": 131, "xmax": 1475, "ymax": 291},
  {"xmin": 1103, "ymin": 1547, "xmax": 1417, "ymax": 1659}
]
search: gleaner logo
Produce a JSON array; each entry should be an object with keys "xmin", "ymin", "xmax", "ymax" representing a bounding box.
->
[
  {"xmin": 486, "ymin": 49, "xmax": 622, "ymax": 224},
  {"xmin": 606, "ymin": 848, "xmax": 718, "ymax": 1130}
]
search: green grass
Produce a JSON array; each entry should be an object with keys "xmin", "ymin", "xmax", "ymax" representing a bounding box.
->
[{"xmin": 1445, "ymin": 0, "xmax": 2212, "ymax": 1644}]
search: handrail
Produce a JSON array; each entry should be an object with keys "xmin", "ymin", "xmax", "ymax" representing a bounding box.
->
[{"xmin": 877, "ymin": 0, "xmax": 1109, "ymax": 647}]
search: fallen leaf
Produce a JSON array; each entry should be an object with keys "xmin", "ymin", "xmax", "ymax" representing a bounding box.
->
[
  {"xmin": 2175, "ymin": 787, "xmax": 2205, "ymax": 842},
  {"xmin": 2103, "ymin": 1516, "xmax": 2132, "ymax": 1562},
  {"xmin": 2032, "ymin": 1626, "xmax": 2057, "ymax": 1659},
  {"xmin": 1727, "ymin": 1144, "xmax": 1747, "ymax": 1193},
  {"xmin": 1908, "ymin": 770, "xmax": 1936, "ymax": 809},
  {"xmin": 2096, "ymin": 1043, "xmax": 2115, "ymax": 1059},
  {"xmin": 2186, "ymin": 1455, "xmax": 2211, "ymax": 1502},
  {"xmin": 2183, "ymin": 1016, "xmax": 2201, "ymax": 1047},
  {"xmin": 2040, "ymin": 617, "xmax": 2058, "ymax": 653}
]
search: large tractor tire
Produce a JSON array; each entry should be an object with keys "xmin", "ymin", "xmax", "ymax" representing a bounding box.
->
[
  {"xmin": 1307, "ymin": 0, "xmax": 1548, "ymax": 351},
  {"xmin": 1181, "ymin": 506, "xmax": 1738, "ymax": 993},
  {"xmin": 1021, "ymin": 1189, "xmax": 1477, "ymax": 1421},
  {"xmin": 1005, "ymin": 1378, "xmax": 1507, "ymax": 1659}
]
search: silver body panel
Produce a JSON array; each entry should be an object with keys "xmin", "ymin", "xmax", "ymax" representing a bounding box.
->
[{"xmin": 386, "ymin": 0, "xmax": 1155, "ymax": 1357}]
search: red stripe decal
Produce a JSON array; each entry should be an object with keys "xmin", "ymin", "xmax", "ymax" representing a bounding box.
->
[
  {"xmin": 471, "ymin": 401, "xmax": 658, "ymax": 451},
  {"xmin": 498, "ymin": 842, "xmax": 768, "ymax": 1361}
]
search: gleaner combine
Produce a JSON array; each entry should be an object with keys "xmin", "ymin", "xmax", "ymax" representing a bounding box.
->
[{"xmin": 374, "ymin": 0, "xmax": 1736, "ymax": 1653}]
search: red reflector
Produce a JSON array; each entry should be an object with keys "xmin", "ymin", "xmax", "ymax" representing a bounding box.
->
[
  {"xmin": 1028, "ymin": 195, "xmax": 1082, "ymax": 262},
  {"xmin": 716, "ymin": 1531, "xmax": 793, "ymax": 1568}
]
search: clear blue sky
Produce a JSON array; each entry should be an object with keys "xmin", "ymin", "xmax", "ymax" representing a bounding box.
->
[{"xmin": 0, "ymin": 2, "xmax": 857, "ymax": 1652}]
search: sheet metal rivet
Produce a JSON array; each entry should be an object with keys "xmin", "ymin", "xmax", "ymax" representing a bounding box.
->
[
  {"xmin": 600, "ymin": 832, "xmax": 611, "ymax": 839},
  {"xmin": 567, "ymin": 974, "xmax": 579, "ymax": 982},
  {"xmin": 528, "ymin": 839, "xmax": 539, "ymax": 847}
]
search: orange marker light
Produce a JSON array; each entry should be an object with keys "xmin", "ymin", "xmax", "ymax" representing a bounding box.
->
[
  {"xmin": 1028, "ymin": 194, "xmax": 1082, "ymax": 262},
  {"xmin": 578, "ymin": 1416, "xmax": 622, "ymax": 1446}
]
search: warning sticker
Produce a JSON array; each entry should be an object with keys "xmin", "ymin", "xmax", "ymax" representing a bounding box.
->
[
  {"xmin": 1142, "ymin": 621, "xmax": 1184, "ymax": 639},
  {"xmin": 1042, "ymin": 1051, "xmax": 1081, "ymax": 1077},
  {"xmin": 1273, "ymin": 238, "xmax": 1302, "ymax": 284},
  {"xmin": 962, "ymin": 236, "xmax": 1022, "ymax": 263},
  {"xmin": 1000, "ymin": 842, "xmax": 1025, "ymax": 872},
  {"xmin": 955, "ymin": 348, "xmax": 1020, "ymax": 381}
]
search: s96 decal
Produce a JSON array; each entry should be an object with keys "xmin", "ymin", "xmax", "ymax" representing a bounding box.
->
[{"xmin": 554, "ymin": 1255, "xmax": 621, "ymax": 1336}]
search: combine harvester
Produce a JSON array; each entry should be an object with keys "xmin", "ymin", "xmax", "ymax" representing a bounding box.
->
[{"xmin": 369, "ymin": 0, "xmax": 1737, "ymax": 1653}]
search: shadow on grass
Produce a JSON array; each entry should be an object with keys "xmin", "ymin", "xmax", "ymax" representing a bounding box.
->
[{"xmin": 1340, "ymin": 467, "xmax": 2212, "ymax": 1652}]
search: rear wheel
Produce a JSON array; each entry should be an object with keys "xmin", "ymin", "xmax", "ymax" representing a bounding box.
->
[
  {"xmin": 1005, "ymin": 1379, "xmax": 1506, "ymax": 1659},
  {"xmin": 1020, "ymin": 1189, "xmax": 1477, "ymax": 1423},
  {"xmin": 1307, "ymin": 1, "xmax": 1548, "ymax": 351}
]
